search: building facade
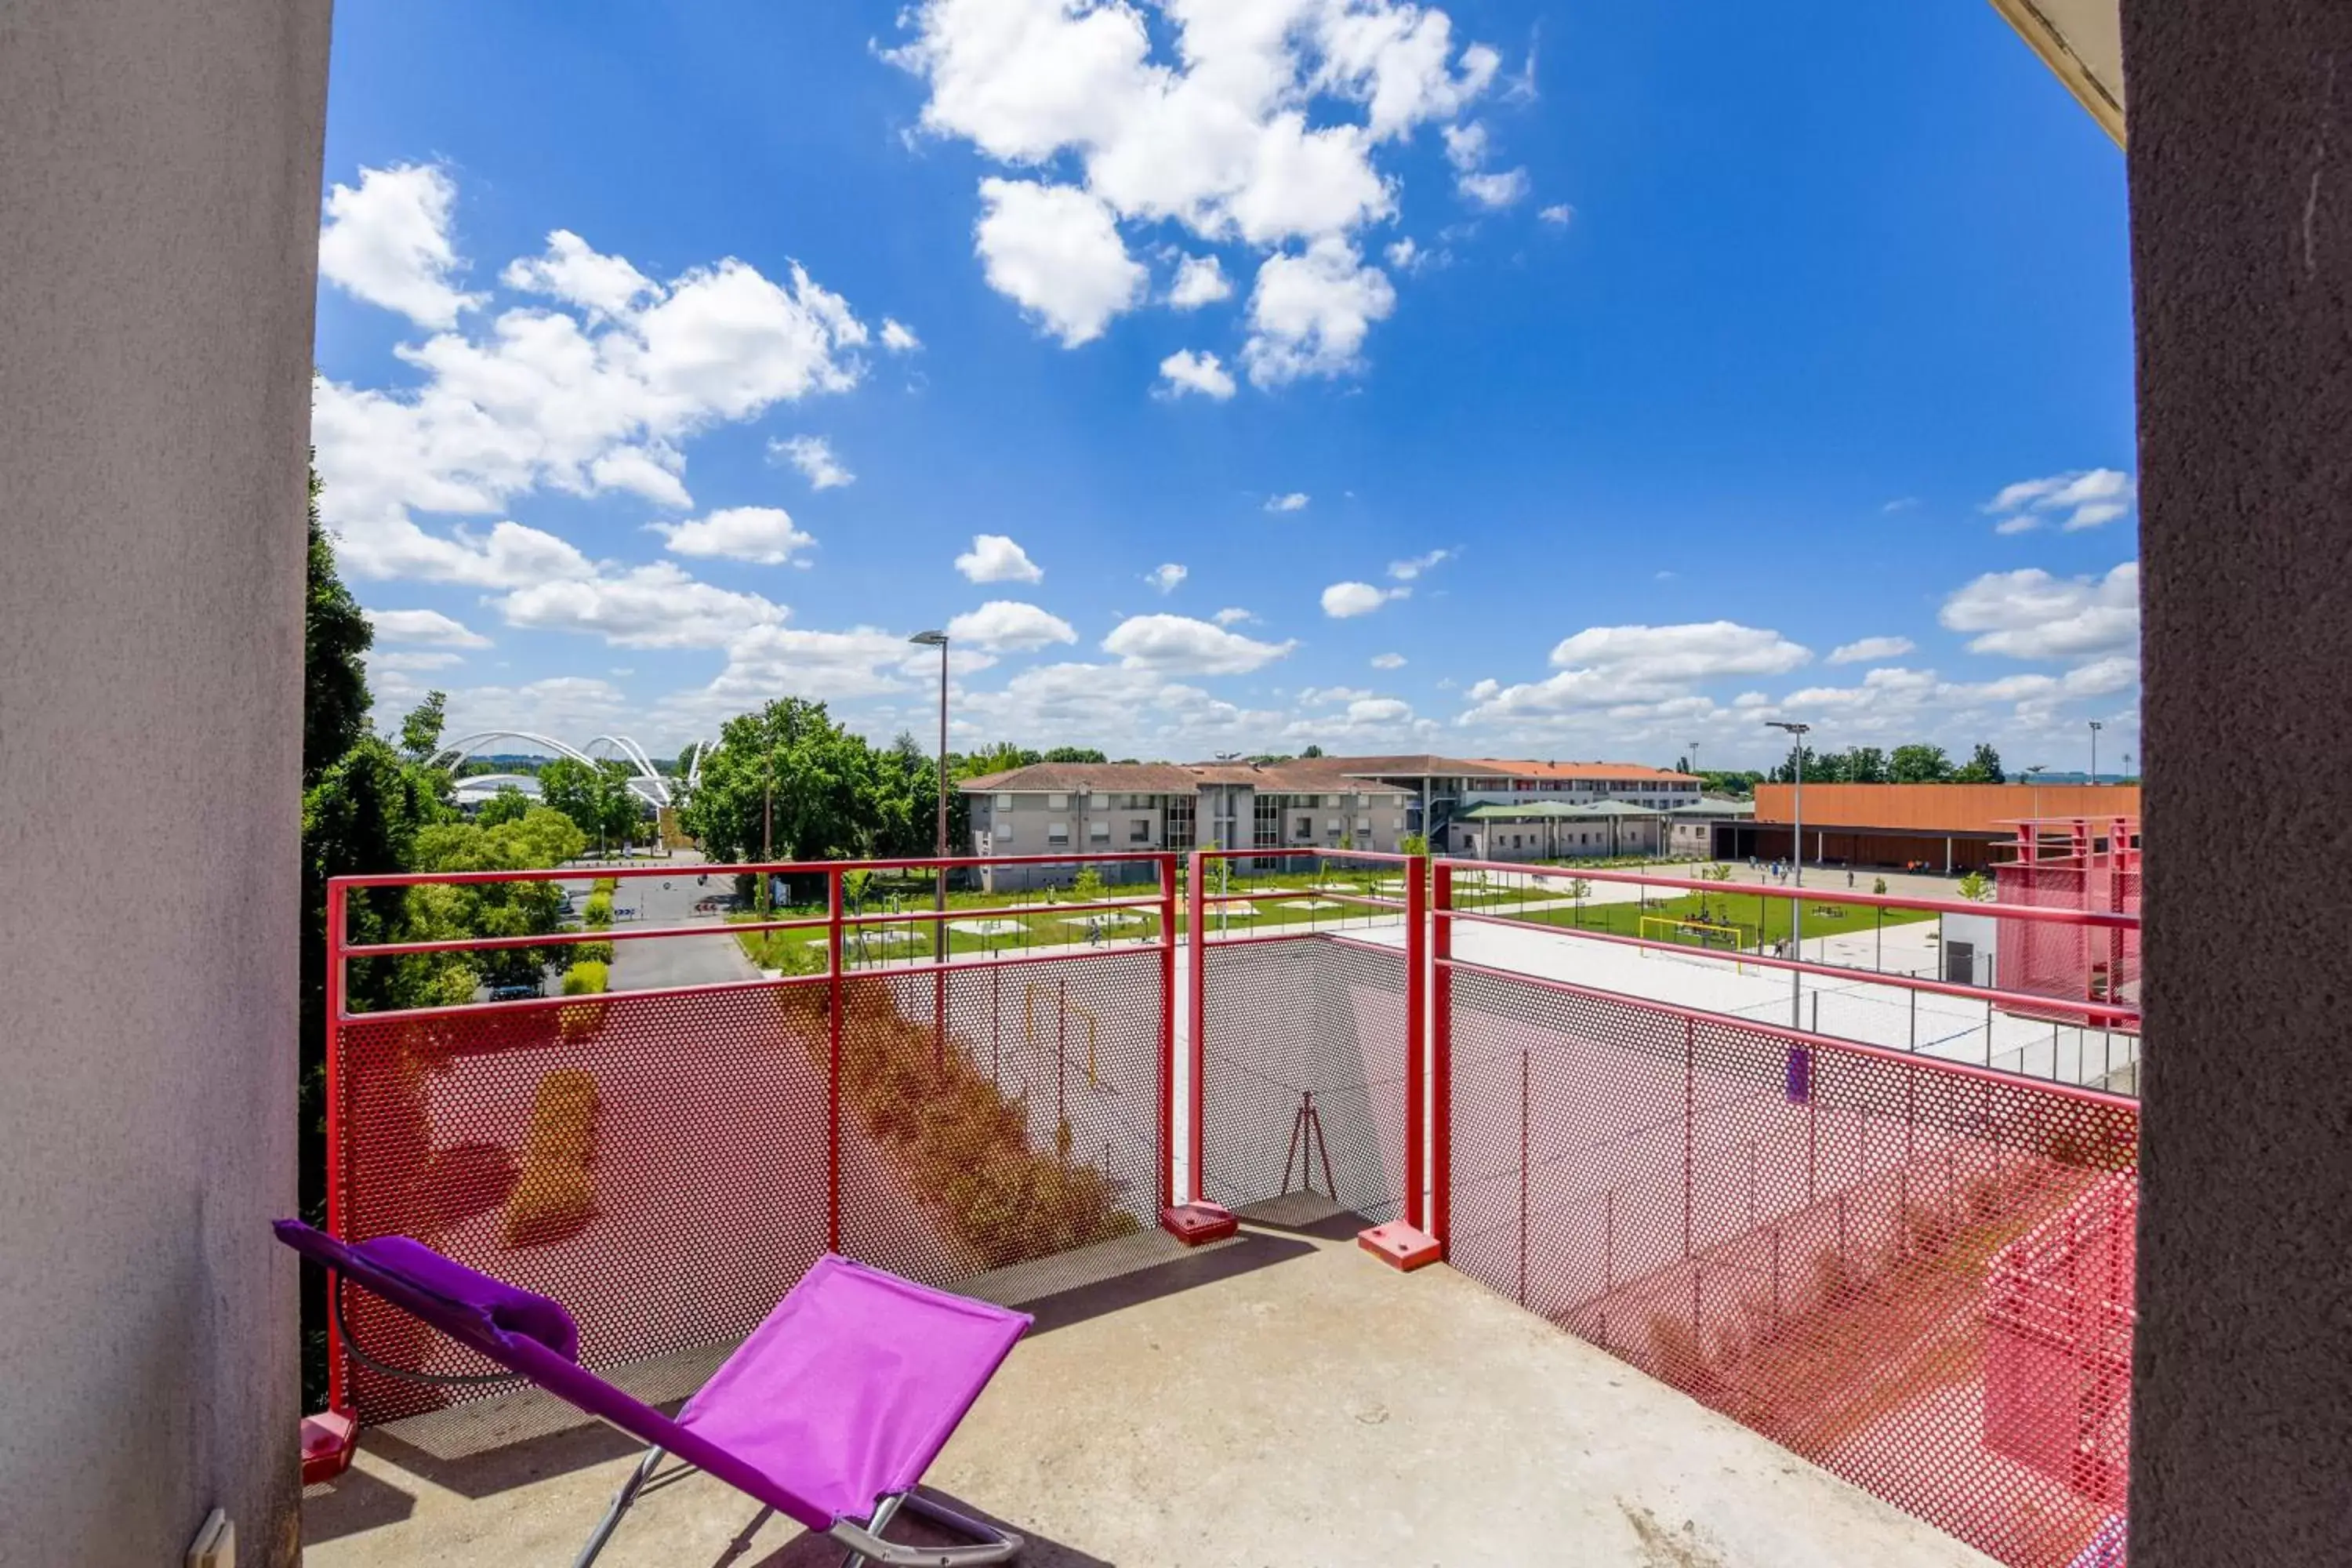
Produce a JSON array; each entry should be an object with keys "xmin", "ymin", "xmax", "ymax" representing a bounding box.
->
[
  {"xmin": 1269, "ymin": 755, "xmax": 1704, "ymax": 852},
  {"xmin": 960, "ymin": 762, "xmax": 1415, "ymax": 889}
]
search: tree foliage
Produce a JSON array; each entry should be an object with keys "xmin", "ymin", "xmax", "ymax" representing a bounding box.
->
[
  {"xmin": 1955, "ymin": 743, "xmax": 2006, "ymax": 784},
  {"xmin": 539, "ymin": 756, "xmax": 645, "ymax": 851},
  {"xmin": 1889, "ymin": 744, "xmax": 1953, "ymax": 784},
  {"xmin": 679, "ymin": 699, "xmax": 914, "ymax": 872},
  {"xmin": 303, "ymin": 466, "xmax": 373, "ymax": 786}
]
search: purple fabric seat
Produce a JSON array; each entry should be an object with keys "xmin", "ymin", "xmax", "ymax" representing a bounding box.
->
[{"xmin": 274, "ymin": 1220, "xmax": 1031, "ymax": 1559}]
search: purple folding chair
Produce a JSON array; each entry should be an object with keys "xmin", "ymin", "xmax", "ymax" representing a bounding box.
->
[{"xmin": 275, "ymin": 1220, "xmax": 1030, "ymax": 1566}]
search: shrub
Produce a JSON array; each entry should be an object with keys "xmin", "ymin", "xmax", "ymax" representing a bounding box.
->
[
  {"xmin": 561, "ymin": 960, "xmax": 609, "ymax": 996},
  {"xmin": 571, "ymin": 939, "xmax": 615, "ymax": 966},
  {"xmin": 585, "ymin": 892, "xmax": 614, "ymax": 928},
  {"xmin": 592, "ymin": 877, "xmax": 619, "ymax": 895},
  {"xmin": 503, "ymin": 1069, "xmax": 599, "ymax": 1247}
]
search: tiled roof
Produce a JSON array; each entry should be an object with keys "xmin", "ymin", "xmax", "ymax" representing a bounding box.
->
[{"xmin": 959, "ymin": 761, "xmax": 1411, "ymax": 796}]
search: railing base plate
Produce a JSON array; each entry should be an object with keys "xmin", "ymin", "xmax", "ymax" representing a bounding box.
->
[
  {"xmin": 1358, "ymin": 1221, "xmax": 1442, "ymax": 1272},
  {"xmin": 1160, "ymin": 1202, "xmax": 1239, "ymax": 1246}
]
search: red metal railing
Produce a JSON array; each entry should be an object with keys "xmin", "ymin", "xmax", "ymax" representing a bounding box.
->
[
  {"xmin": 1183, "ymin": 849, "xmax": 1425, "ymax": 1229},
  {"xmin": 325, "ymin": 847, "xmax": 2149, "ymax": 1568},
  {"xmin": 1427, "ymin": 864, "xmax": 2142, "ymax": 1568},
  {"xmin": 324, "ymin": 851, "xmax": 1178, "ymax": 1422}
]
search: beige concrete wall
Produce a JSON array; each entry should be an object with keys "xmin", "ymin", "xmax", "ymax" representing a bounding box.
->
[{"xmin": 0, "ymin": 2, "xmax": 332, "ymax": 1563}]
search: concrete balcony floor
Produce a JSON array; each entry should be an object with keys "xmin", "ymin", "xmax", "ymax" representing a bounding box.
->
[{"xmin": 307, "ymin": 1201, "xmax": 1997, "ymax": 1568}]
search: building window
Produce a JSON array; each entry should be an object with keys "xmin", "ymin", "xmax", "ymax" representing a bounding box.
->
[
  {"xmin": 1129, "ymin": 820, "xmax": 1150, "ymax": 844},
  {"xmin": 1047, "ymin": 822, "xmax": 1069, "ymax": 846},
  {"xmin": 1356, "ymin": 815, "xmax": 1371, "ymax": 833},
  {"xmin": 1294, "ymin": 815, "xmax": 1313, "ymax": 839},
  {"xmin": 998, "ymin": 824, "xmax": 1014, "ymax": 844},
  {"xmin": 994, "ymin": 793, "xmax": 1014, "ymax": 811},
  {"xmin": 1089, "ymin": 820, "xmax": 1109, "ymax": 842},
  {"xmin": 1047, "ymin": 793, "xmax": 1069, "ymax": 810},
  {"xmin": 1091, "ymin": 792, "xmax": 1110, "ymax": 809},
  {"xmin": 1254, "ymin": 793, "xmax": 1282, "ymax": 849},
  {"xmin": 1165, "ymin": 794, "xmax": 1195, "ymax": 851}
]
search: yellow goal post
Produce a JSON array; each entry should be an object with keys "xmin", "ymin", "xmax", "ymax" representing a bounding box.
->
[{"xmin": 1638, "ymin": 915, "xmax": 1750, "ymax": 973}]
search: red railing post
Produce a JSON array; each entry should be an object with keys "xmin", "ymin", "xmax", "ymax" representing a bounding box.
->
[
  {"xmin": 1186, "ymin": 849, "xmax": 1207, "ymax": 1206},
  {"xmin": 324, "ymin": 877, "xmax": 348, "ymax": 1413},
  {"xmin": 826, "ymin": 867, "xmax": 844, "ymax": 1254},
  {"xmin": 1157, "ymin": 852, "xmax": 1178, "ymax": 1212},
  {"xmin": 1430, "ymin": 862, "xmax": 1454, "ymax": 1247},
  {"xmin": 1403, "ymin": 853, "xmax": 1428, "ymax": 1231}
]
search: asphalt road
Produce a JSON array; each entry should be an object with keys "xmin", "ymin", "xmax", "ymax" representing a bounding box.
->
[{"xmin": 591, "ymin": 853, "xmax": 761, "ymax": 993}]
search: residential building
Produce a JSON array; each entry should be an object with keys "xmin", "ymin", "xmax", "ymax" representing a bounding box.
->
[
  {"xmin": 960, "ymin": 761, "xmax": 1416, "ymax": 888},
  {"xmin": 1272, "ymin": 755, "xmax": 1704, "ymax": 851},
  {"xmin": 1452, "ymin": 800, "xmax": 1668, "ymax": 861}
]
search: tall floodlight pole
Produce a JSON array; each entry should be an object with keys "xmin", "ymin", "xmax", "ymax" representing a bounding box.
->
[
  {"xmin": 2088, "ymin": 720, "xmax": 2103, "ymax": 787},
  {"xmin": 910, "ymin": 631, "xmax": 952, "ymax": 964},
  {"xmin": 1766, "ymin": 720, "xmax": 1811, "ymax": 1029}
]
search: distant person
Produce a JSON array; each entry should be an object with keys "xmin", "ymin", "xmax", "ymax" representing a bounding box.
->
[{"xmin": 1846, "ymin": 870, "xmax": 1854, "ymax": 889}]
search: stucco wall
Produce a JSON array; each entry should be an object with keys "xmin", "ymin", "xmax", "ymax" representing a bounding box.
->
[
  {"xmin": 0, "ymin": 2, "xmax": 332, "ymax": 1563},
  {"xmin": 2122, "ymin": 2, "xmax": 2352, "ymax": 1562}
]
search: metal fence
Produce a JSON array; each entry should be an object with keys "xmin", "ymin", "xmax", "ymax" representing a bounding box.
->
[
  {"xmin": 324, "ymin": 852, "xmax": 1177, "ymax": 1422},
  {"xmin": 1431, "ymin": 859, "xmax": 2141, "ymax": 1568},
  {"xmin": 326, "ymin": 848, "xmax": 2146, "ymax": 1567}
]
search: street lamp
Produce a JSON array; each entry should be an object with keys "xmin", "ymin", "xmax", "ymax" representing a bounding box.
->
[
  {"xmin": 1766, "ymin": 719, "xmax": 1811, "ymax": 1029},
  {"xmin": 2088, "ymin": 720, "xmax": 2103, "ymax": 787},
  {"xmin": 909, "ymin": 631, "xmax": 951, "ymax": 966}
]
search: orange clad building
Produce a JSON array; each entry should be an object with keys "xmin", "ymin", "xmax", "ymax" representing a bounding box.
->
[{"xmin": 1744, "ymin": 782, "xmax": 2143, "ymax": 871}]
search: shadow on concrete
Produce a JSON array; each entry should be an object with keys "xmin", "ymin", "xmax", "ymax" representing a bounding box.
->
[
  {"xmin": 340, "ymin": 1219, "xmax": 1325, "ymax": 1505},
  {"xmin": 300, "ymin": 1465, "xmax": 418, "ymax": 1544}
]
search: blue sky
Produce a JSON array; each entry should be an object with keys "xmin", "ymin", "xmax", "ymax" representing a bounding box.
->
[{"xmin": 316, "ymin": 2, "xmax": 2139, "ymax": 773}]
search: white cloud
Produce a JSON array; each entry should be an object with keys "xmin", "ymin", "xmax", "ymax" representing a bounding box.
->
[
  {"xmin": 1465, "ymin": 621, "xmax": 1811, "ymax": 722},
  {"xmin": 1102, "ymin": 612, "xmax": 1294, "ymax": 675},
  {"xmin": 1157, "ymin": 349, "xmax": 1238, "ymax": 400},
  {"xmin": 1145, "ymin": 562, "xmax": 1188, "ymax": 594},
  {"xmin": 880, "ymin": 317, "xmax": 923, "ymax": 352},
  {"xmin": 1537, "ymin": 203, "xmax": 1573, "ymax": 227},
  {"xmin": 769, "ymin": 434, "xmax": 855, "ymax": 490},
  {"xmin": 1441, "ymin": 119, "xmax": 1529, "ymax": 208},
  {"xmin": 889, "ymin": 0, "xmax": 1499, "ymax": 377},
  {"xmin": 310, "ymin": 196, "xmax": 869, "ymax": 583},
  {"xmin": 956, "ymin": 533, "xmax": 1045, "ymax": 584},
  {"xmin": 434, "ymin": 677, "xmax": 632, "ymax": 742},
  {"xmin": 1167, "ymin": 253, "xmax": 1234, "ymax": 308},
  {"xmin": 368, "ymin": 650, "xmax": 464, "ymax": 673},
  {"xmin": 500, "ymin": 228, "xmax": 655, "ymax": 319},
  {"xmin": 1370, "ymin": 652, "xmax": 1406, "ymax": 669},
  {"xmin": 1213, "ymin": 607, "xmax": 1257, "ymax": 626},
  {"xmin": 974, "ymin": 179, "xmax": 1148, "ymax": 347},
  {"xmin": 1983, "ymin": 468, "xmax": 2137, "ymax": 533},
  {"xmin": 959, "ymin": 661, "xmax": 1277, "ymax": 757},
  {"xmin": 318, "ymin": 164, "xmax": 483, "ymax": 328},
  {"xmin": 650, "ymin": 506, "xmax": 817, "ymax": 567},
  {"xmin": 1266, "ymin": 492, "xmax": 1311, "ymax": 513},
  {"xmin": 945, "ymin": 600, "xmax": 1080, "ymax": 652},
  {"xmin": 684, "ymin": 625, "xmax": 924, "ymax": 713},
  {"xmin": 1386, "ymin": 546, "xmax": 1453, "ymax": 581},
  {"xmin": 1322, "ymin": 580, "xmax": 1409, "ymax": 618},
  {"xmin": 1243, "ymin": 238, "xmax": 1397, "ymax": 387},
  {"xmin": 497, "ymin": 561, "xmax": 788, "ymax": 648},
  {"xmin": 1300, "ymin": 685, "xmax": 1374, "ymax": 706},
  {"xmin": 1457, "ymin": 168, "xmax": 1531, "ymax": 209},
  {"xmin": 1827, "ymin": 635, "xmax": 1916, "ymax": 665},
  {"xmin": 365, "ymin": 608, "xmax": 492, "ymax": 648},
  {"xmin": 1940, "ymin": 562, "xmax": 2140, "ymax": 659}
]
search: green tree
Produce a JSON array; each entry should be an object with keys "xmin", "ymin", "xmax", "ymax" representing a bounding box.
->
[
  {"xmin": 1954, "ymin": 742, "xmax": 2006, "ymax": 784},
  {"xmin": 1301, "ymin": 744, "xmax": 1325, "ymax": 759},
  {"xmin": 302, "ymin": 465, "xmax": 372, "ymax": 786},
  {"xmin": 677, "ymin": 699, "xmax": 903, "ymax": 895},
  {"xmin": 1042, "ymin": 746, "xmax": 1108, "ymax": 764},
  {"xmin": 1889, "ymin": 744, "xmax": 1953, "ymax": 784},
  {"xmin": 1399, "ymin": 832, "xmax": 1428, "ymax": 856},
  {"xmin": 475, "ymin": 786, "xmax": 532, "ymax": 828},
  {"xmin": 1842, "ymin": 746, "xmax": 1889, "ymax": 783},
  {"xmin": 964, "ymin": 741, "xmax": 1042, "ymax": 776},
  {"xmin": 397, "ymin": 690, "xmax": 449, "ymax": 763},
  {"xmin": 539, "ymin": 757, "xmax": 645, "ymax": 855}
]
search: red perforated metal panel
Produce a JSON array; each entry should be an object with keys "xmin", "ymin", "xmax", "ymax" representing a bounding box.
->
[
  {"xmin": 1441, "ymin": 961, "xmax": 2139, "ymax": 1568},
  {"xmin": 332, "ymin": 981, "xmax": 833, "ymax": 1423},
  {"xmin": 1197, "ymin": 936, "xmax": 1410, "ymax": 1225}
]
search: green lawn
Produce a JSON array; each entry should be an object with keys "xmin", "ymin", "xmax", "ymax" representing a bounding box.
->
[{"xmin": 1469, "ymin": 884, "xmax": 1936, "ymax": 951}]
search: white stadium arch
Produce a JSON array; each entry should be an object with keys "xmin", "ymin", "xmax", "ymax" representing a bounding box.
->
[{"xmin": 431, "ymin": 731, "xmax": 676, "ymax": 810}]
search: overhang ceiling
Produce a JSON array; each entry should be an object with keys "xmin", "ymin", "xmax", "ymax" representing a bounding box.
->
[{"xmin": 1987, "ymin": 0, "xmax": 2125, "ymax": 144}]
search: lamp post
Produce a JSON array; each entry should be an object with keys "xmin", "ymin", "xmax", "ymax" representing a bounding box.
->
[
  {"xmin": 1766, "ymin": 719, "xmax": 1811, "ymax": 1029},
  {"xmin": 2088, "ymin": 720, "xmax": 2103, "ymax": 787},
  {"xmin": 909, "ymin": 631, "xmax": 951, "ymax": 965}
]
